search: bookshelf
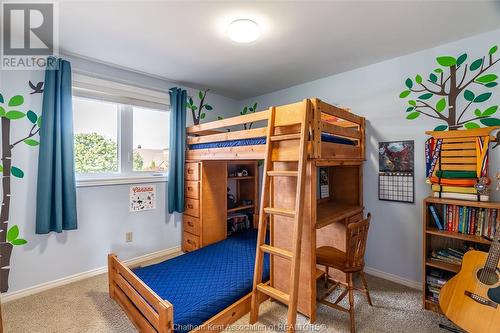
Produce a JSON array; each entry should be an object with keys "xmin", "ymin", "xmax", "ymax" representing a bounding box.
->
[{"xmin": 422, "ymin": 196, "xmax": 498, "ymax": 314}]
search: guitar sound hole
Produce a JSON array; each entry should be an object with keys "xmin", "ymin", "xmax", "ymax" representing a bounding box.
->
[{"xmin": 477, "ymin": 268, "xmax": 499, "ymax": 285}]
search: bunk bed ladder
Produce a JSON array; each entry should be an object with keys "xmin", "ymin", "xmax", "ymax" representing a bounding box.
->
[{"xmin": 250, "ymin": 101, "xmax": 310, "ymax": 333}]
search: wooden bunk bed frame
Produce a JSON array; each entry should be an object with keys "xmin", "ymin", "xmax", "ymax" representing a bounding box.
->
[
  {"xmin": 108, "ymin": 98, "xmax": 366, "ymax": 332},
  {"xmin": 185, "ymin": 98, "xmax": 365, "ymax": 162}
]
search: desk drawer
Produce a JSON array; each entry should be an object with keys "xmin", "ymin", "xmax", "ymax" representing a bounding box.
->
[
  {"xmin": 185, "ymin": 162, "xmax": 200, "ymax": 181},
  {"xmin": 183, "ymin": 215, "xmax": 200, "ymax": 236},
  {"xmin": 183, "ymin": 232, "xmax": 200, "ymax": 252},
  {"xmin": 184, "ymin": 198, "xmax": 200, "ymax": 217},
  {"xmin": 185, "ymin": 181, "xmax": 200, "ymax": 199}
]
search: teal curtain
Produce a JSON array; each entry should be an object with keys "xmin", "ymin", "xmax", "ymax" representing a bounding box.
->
[
  {"xmin": 35, "ymin": 58, "xmax": 77, "ymax": 234},
  {"xmin": 167, "ymin": 88, "xmax": 187, "ymax": 213}
]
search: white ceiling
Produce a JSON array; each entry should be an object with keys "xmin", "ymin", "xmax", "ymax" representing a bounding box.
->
[{"xmin": 59, "ymin": 0, "xmax": 500, "ymax": 99}]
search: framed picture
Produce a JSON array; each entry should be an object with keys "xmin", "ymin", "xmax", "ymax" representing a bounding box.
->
[{"xmin": 378, "ymin": 140, "xmax": 415, "ymax": 203}]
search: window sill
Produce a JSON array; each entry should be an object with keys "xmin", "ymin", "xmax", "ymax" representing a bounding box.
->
[{"xmin": 76, "ymin": 175, "xmax": 167, "ymax": 188}]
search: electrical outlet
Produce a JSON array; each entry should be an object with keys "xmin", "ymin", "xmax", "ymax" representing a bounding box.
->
[{"xmin": 125, "ymin": 232, "xmax": 133, "ymax": 243}]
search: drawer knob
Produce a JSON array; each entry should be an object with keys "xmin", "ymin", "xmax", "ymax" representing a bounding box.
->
[
  {"xmin": 188, "ymin": 169, "xmax": 194, "ymax": 174},
  {"xmin": 188, "ymin": 204, "xmax": 193, "ymax": 209},
  {"xmin": 188, "ymin": 221, "xmax": 194, "ymax": 226},
  {"xmin": 188, "ymin": 187, "xmax": 193, "ymax": 191}
]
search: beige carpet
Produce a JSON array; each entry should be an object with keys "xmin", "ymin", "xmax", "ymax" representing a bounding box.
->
[{"xmin": 2, "ymin": 273, "xmax": 457, "ymax": 333}]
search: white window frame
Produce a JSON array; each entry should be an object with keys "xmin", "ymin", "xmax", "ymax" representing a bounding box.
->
[{"xmin": 72, "ymin": 74, "xmax": 170, "ymax": 187}]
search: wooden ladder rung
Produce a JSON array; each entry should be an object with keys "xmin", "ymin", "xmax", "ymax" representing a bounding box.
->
[
  {"xmin": 267, "ymin": 170, "xmax": 298, "ymax": 177},
  {"xmin": 257, "ymin": 284, "xmax": 290, "ymax": 304},
  {"xmin": 264, "ymin": 207, "xmax": 296, "ymax": 218},
  {"xmin": 270, "ymin": 133, "xmax": 301, "ymax": 141},
  {"xmin": 260, "ymin": 244, "xmax": 293, "ymax": 259}
]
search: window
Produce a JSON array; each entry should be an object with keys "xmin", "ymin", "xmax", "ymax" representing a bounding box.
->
[
  {"xmin": 133, "ymin": 107, "xmax": 169, "ymax": 172},
  {"xmin": 72, "ymin": 74, "xmax": 170, "ymax": 185}
]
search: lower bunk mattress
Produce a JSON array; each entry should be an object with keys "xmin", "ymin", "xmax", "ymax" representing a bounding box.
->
[
  {"xmin": 189, "ymin": 133, "xmax": 355, "ymax": 150},
  {"xmin": 132, "ymin": 229, "xmax": 270, "ymax": 333}
]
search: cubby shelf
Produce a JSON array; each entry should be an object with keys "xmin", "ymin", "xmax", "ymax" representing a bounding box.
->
[
  {"xmin": 227, "ymin": 205, "xmax": 255, "ymax": 213},
  {"xmin": 426, "ymin": 228, "xmax": 492, "ymax": 245}
]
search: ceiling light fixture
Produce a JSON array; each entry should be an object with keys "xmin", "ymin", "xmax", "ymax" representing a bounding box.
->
[{"xmin": 227, "ymin": 19, "xmax": 261, "ymax": 43}]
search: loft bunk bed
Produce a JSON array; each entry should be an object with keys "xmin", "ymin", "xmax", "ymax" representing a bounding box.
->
[
  {"xmin": 185, "ymin": 98, "xmax": 365, "ymax": 162},
  {"xmin": 108, "ymin": 98, "xmax": 367, "ymax": 332}
]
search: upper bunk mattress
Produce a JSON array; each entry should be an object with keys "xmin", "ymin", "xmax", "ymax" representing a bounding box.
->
[
  {"xmin": 132, "ymin": 229, "xmax": 269, "ymax": 333},
  {"xmin": 189, "ymin": 133, "xmax": 355, "ymax": 150}
]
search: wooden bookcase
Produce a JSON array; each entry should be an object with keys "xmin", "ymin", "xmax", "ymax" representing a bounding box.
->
[
  {"xmin": 227, "ymin": 161, "xmax": 259, "ymax": 227},
  {"xmin": 422, "ymin": 196, "xmax": 499, "ymax": 313}
]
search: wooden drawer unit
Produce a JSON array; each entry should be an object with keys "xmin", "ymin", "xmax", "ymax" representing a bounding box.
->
[
  {"xmin": 185, "ymin": 181, "xmax": 200, "ymax": 199},
  {"xmin": 185, "ymin": 162, "xmax": 200, "ymax": 181},
  {"xmin": 184, "ymin": 198, "xmax": 200, "ymax": 217},
  {"xmin": 183, "ymin": 215, "xmax": 200, "ymax": 236},
  {"xmin": 183, "ymin": 232, "xmax": 200, "ymax": 252}
]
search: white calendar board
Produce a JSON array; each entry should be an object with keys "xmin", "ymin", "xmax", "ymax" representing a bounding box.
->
[{"xmin": 130, "ymin": 185, "xmax": 156, "ymax": 212}]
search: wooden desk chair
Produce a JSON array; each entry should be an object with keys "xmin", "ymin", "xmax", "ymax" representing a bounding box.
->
[{"xmin": 316, "ymin": 213, "xmax": 372, "ymax": 333}]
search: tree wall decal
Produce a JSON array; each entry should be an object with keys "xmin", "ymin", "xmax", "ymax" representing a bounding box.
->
[
  {"xmin": 0, "ymin": 93, "xmax": 39, "ymax": 292},
  {"xmin": 186, "ymin": 89, "xmax": 213, "ymax": 125},
  {"xmin": 400, "ymin": 45, "xmax": 500, "ymax": 130}
]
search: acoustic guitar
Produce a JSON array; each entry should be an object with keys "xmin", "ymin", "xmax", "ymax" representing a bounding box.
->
[{"xmin": 439, "ymin": 230, "xmax": 500, "ymax": 333}]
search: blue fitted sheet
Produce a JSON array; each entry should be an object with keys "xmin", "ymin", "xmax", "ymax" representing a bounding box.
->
[
  {"xmin": 189, "ymin": 133, "xmax": 355, "ymax": 150},
  {"xmin": 132, "ymin": 230, "xmax": 269, "ymax": 333}
]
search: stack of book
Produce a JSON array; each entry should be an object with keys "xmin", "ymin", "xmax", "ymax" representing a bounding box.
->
[
  {"xmin": 430, "ymin": 248, "xmax": 464, "ymax": 266},
  {"xmin": 426, "ymin": 270, "xmax": 448, "ymax": 303},
  {"xmin": 429, "ymin": 204, "xmax": 498, "ymax": 238}
]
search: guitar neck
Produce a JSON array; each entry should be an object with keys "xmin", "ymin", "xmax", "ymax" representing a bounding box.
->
[{"xmin": 485, "ymin": 230, "xmax": 500, "ymax": 271}]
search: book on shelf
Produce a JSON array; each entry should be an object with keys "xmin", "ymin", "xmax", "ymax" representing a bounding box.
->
[
  {"xmin": 429, "ymin": 204, "xmax": 498, "ymax": 239},
  {"xmin": 426, "ymin": 270, "xmax": 450, "ymax": 303}
]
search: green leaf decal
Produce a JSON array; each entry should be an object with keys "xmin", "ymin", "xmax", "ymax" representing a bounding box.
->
[
  {"xmin": 405, "ymin": 78, "xmax": 413, "ymax": 89},
  {"xmin": 436, "ymin": 56, "xmax": 457, "ymax": 67},
  {"xmin": 482, "ymin": 106, "xmax": 498, "ymax": 117},
  {"xmin": 399, "ymin": 90, "xmax": 411, "ymax": 98},
  {"xmin": 474, "ymin": 92, "xmax": 492, "ymax": 103},
  {"xmin": 0, "ymin": 165, "xmax": 3, "ymax": 172},
  {"xmin": 200, "ymin": 113, "xmax": 206, "ymax": 119},
  {"xmin": 434, "ymin": 125, "xmax": 448, "ymax": 131},
  {"xmin": 8, "ymin": 95, "xmax": 24, "ymax": 107},
  {"xmin": 7, "ymin": 225, "xmax": 19, "ymax": 242},
  {"xmin": 11, "ymin": 166, "xmax": 24, "ymax": 178},
  {"xmin": 11, "ymin": 239, "xmax": 27, "ymax": 246},
  {"xmin": 434, "ymin": 68, "xmax": 443, "ymax": 74},
  {"xmin": 464, "ymin": 122, "xmax": 480, "ymax": 129},
  {"xmin": 485, "ymin": 82, "xmax": 498, "ymax": 88},
  {"xmin": 188, "ymin": 96, "xmax": 193, "ymax": 105},
  {"xmin": 476, "ymin": 74, "xmax": 498, "ymax": 84},
  {"xmin": 474, "ymin": 109, "xmax": 482, "ymax": 117},
  {"xmin": 406, "ymin": 112, "xmax": 420, "ymax": 120},
  {"xmin": 408, "ymin": 100, "xmax": 416, "ymax": 107},
  {"xmin": 489, "ymin": 45, "xmax": 498, "ymax": 55},
  {"xmin": 0, "ymin": 93, "xmax": 3, "ymax": 103},
  {"xmin": 27, "ymin": 110, "xmax": 38, "ymax": 124},
  {"xmin": 198, "ymin": 91, "xmax": 203, "ymax": 100},
  {"xmin": 406, "ymin": 107, "xmax": 415, "ymax": 112},
  {"xmin": 6, "ymin": 111, "xmax": 26, "ymax": 120},
  {"xmin": 0, "ymin": 106, "xmax": 5, "ymax": 117},
  {"xmin": 37, "ymin": 116, "xmax": 42, "ymax": 128},
  {"xmin": 418, "ymin": 93, "xmax": 433, "ymax": 100},
  {"xmin": 464, "ymin": 90, "xmax": 475, "ymax": 102},
  {"xmin": 456, "ymin": 53, "xmax": 467, "ymax": 66},
  {"xmin": 24, "ymin": 139, "xmax": 39, "ymax": 146},
  {"xmin": 415, "ymin": 75, "xmax": 422, "ymax": 84},
  {"xmin": 436, "ymin": 98, "xmax": 446, "ymax": 112},
  {"xmin": 429, "ymin": 73, "xmax": 438, "ymax": 83},
  {"xmin": 480, "ymin": 117, "xmax": 500, "ymax": 126},
  {"xmin": 470, "ymin": 58, "xmax": 483, "ymax": 71},
  {"xmin": 204, "ymin": 104, "xmax": 213, "ymax": 111}
]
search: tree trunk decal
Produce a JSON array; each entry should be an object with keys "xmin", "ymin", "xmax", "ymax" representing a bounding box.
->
[
  {"xmin": 0, "ymin": 93, "xmax": 40, "ymax": 292},
  {"xmin": 186, "ymin": 89, "xmax": 213, "ymax": 125},
  {"xmin": 400, "ymin": 45, "xmax": 500, "ymax": 131}
]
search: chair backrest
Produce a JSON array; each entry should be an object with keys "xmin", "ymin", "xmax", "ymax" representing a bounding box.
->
[{"xmin": 345, "ymin": 213, "xmax": 371, "ymax": 270}]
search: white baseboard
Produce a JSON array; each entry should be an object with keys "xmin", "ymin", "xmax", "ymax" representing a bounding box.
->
[
  {"xmin": 0, "ymin": 246, "xmax": 182, "ymax": 303},
  {"xmin": 364, "ymin": 266, "xmax": 422, "ymax": 290}
]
